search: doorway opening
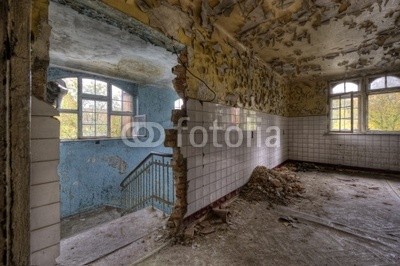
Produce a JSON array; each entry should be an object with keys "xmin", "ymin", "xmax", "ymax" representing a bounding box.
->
[{"xmin": 31, "ymin": 0, "xmax": 185, "ymax": 264}]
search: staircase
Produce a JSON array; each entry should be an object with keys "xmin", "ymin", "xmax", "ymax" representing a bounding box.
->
[{"xmin": 120, "ymin": 152, "xmax": 175, "ymax": 215}]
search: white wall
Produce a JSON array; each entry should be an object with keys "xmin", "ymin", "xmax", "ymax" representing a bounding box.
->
[
  {"xmin": 289, "ymin": 116, "xmax": 400, "ymax": 171},
  {"xmin": 183, "ymin": 100, "xmax": 289, "ymax": 216},
  {"xmin": 31, "ymin": 97, "xmax": 61, "ymax": 265}
]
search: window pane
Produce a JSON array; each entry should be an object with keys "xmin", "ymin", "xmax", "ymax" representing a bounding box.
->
[
  {"xmin": 122, "ymin": 100, "xmax": 133, "ymax": 112},
  {"xmin": 331, "ymin": 83, "xmax": 345, "ymax": 94},
  {"xmin": 112, "ymin": 100, "xmax": 122, "ymax": 111},
  {"xmin": 112, "ymin": 86, "xmax": 133, "ymax": 112},
  {"xmin": 82, "ymin": 79, "xmax": 96, "ymax": 94},
  {"xmin": 331, "ymin": 81, "xmax": 359, "ymax": 94},
  {"xmin": 331, "ymin": 99, "xmax": 340, "ymax": 108},
  {"xmin": 340, "ymin": 98, "xmax": 351, "ymax": 107},
  {"xmin": 82, "ymin": 125, "xmax": 95, "ymax": 137},
  {"xmin": 341, "ymin": 119, "xmax": 351, "ymax": 131},
  {"xmin": 83, "ymin": 79, "xmax": 108, "ymax": 96},
  {"xmin": 331, "ymin": 109, "xmax": 340, "ymax": 119},
  {"xmin": 343, "ymin": 108, "xmax": 351, "ymax": 119},
  {"xmin": 370, "ymin": 77, "xmax": 385, "ymax": 90},
  {"xmin": 330, "ymin": 120, "xmax": 340, "ymax": 131},
  {"xmin": 353, "ymin": 97, "xmax": 359, "ymax": 130},
  {"xmin": 112, "ymin": 86, "xmax": 122, "ymax": 101},
  {"xmin": 96, "ymin": 81, "xmax": 108, "ymax": 96},
  {"xmin": 345, "ymin": 82, "xmax": 358, "ymax": 93},
  {"xmin": 82, "ymin": 112, "xmax": 95, "ymax": 124},
  {"xmin": 82, "ymin": 100, "xmax": 108, "ymax": 137},
  {"xmin": 368, "ymin": 92, "xmax": 400, "ymax": 131},
  {"xmin": 60, "ymin": 78, "xmax": 78, "ymax": 110},
  {"xmin": 387, "ymin": 76, "xmax": 400, "ymax": 88},
  {"xmin": 111, "ymin": 115, "xmax": 132, "ymax": 138},
  {"xmin": 96, "ymin": 101, "xmax": 108, "ymax": 113},
  {"xmin": 97, "ymin": 113, "xmax": 107, "ymax": 124},
  {"xmin": 58, "ymin": 113, "xmax": 78, "ymax": 139},
  {"xmin": 330, "ymin": 95, "xmax": 358, "ymax": 132},
  {"xmin": 174, "ymin": 99, "xmax": 183, "ymax": 109},
  {"xmin": 82, "ymin": 100, "xmax": 95, "ymax": 112},
  {"xmin": 111, "ymin": 116, "xmax": 122, "ymax": 137},
  {"xmin": 96, "ymin": 125, "xmax": 107, "ymax": 137}
]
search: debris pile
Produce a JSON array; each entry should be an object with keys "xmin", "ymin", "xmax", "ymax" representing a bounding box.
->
[{"xmin": 240, "ymin": 166, "xmax": 305, "ymax": 204}]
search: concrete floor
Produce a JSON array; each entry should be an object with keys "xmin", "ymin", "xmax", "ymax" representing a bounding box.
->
[
  {"xmin": 57, "ymin": 207, "xmax": 168, "ymax": 265},
  {"xmin": 140, "ymin": 170, "xmax": 400, "ymax": 265},
  {"xmin": 61, "ymin": 206, "xmax": 122, "ymax": 239}
]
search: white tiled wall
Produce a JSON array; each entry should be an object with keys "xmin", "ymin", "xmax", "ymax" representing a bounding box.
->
[
  {"xmin": 183, "ymin": 100, "xmax": 289, "ymax": 216},
  {"xmin": 31, "ymin": 97, "xmax": 61, "ymax": 265},
  {"xmin": 289, "ymin": 116, "xmax": 400, "ymax": 171}
]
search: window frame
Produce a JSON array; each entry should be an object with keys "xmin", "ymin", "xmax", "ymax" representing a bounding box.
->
[
  {"xmin": 328, "ymin": 79, "xmax": 361, "ymax": 133},
  {"xmin": 328, "ymin": 73, "xmax": 400, "ymax": 134},
  {"xmin": 58, "ymin": 77, "xmax": 137, "ymax": 140}
]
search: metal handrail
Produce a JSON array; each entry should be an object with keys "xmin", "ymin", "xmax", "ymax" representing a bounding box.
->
[
  {"xmin": 119, "ymin": 152, "xmax": 174, "ymax": 215},
  {"xmin": 120, "ymin": 152, "xmax": 173, "ymax": 188}
]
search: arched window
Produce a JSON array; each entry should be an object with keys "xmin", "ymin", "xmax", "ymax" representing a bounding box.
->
[
  {"xmin": 57, "ymin": 77, "xmax": 135, "ymax": 139},
  {"xmin": 370, "ymin": 75, "xmax": 400, "ymax": 90},
  {"xmin": 329, "ymin": 81, "xmax": 360, "ymax": 132},
  {"xmin": 328, "ymin": 74, "xmax": 400, "ymax": 133}
]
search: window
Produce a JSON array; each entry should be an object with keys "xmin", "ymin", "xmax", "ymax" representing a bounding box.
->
[
  {"xmin": 57, "ymin": 77, "xmax": 136, "ymax": 140},
  {"xmin": 329, "ymin": 81, "xmax": 360, "ymax": 132},
  {"xmin": 329, "ymin": 74, "xmax": 400, "ymax": 133},
  {"xmin": 174, "ymin": 98, "xmax": 183, "ymax": 110},
  {"xmin": 367, "ymin": 75, "xmax": 400, "ymax": 131}
]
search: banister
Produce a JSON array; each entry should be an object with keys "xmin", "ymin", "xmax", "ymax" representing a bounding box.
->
[{"xmin": 120, "ymin": 152, "xmax": 172, "ymax": 188}]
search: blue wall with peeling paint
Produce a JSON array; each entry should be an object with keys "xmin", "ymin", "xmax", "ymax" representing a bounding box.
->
[{"xmin": 49, "ymin": 68, "xmax": 179, "ymax": 218}]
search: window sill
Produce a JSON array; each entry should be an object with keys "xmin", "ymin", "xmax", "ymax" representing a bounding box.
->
[
  {"xmin": 60, "ymin": 136, "xmax": 146, "ymax": 143},
  {"xmin": 324, "ymin": 131, "xmax": 400, "ymax": 136}
]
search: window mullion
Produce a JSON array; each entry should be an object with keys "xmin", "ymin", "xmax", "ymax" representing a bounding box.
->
[
  {"xmin": 78, "ymin": 77, "xmax": 83, "ymax": 139},
  {"xmin": 107, "ymin": 83, "xmax": 111, "ymax": 137},
  {"xmin": 339, "ymin": 95, "xmax": 342, "ymax": 131},
  {"xmin": 362, "ymin": 77, "xmax": 367, "ymax": 132},
  {"xmin": 351, "ymin": 93, "xmax": 354, "ymax": 133}
]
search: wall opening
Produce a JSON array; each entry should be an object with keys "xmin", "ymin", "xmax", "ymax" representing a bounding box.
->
[{"xmin": 30, "ymin": 0, "xmax": 185, "ymax": 264}]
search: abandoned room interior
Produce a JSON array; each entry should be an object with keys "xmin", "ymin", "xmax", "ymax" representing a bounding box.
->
[{"xmin": 1, "ymin": 0, "xmax": 400, "ymax": 265}]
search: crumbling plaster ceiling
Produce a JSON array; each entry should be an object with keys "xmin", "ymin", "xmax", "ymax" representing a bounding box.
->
[
  {"xmin": 49, "ymin": 1, "xmax": 178, "ymax": 87},
  {"xmin": 199, "ymin": 0, "xmax": 400, "ymax": 79}
]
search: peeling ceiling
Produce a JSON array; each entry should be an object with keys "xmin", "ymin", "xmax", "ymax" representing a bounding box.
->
[
  {"xmin": 201, "ymin": 0, "xmax": 400, "ymax": 78},
  {"xmin": 49, "ymin": 1, "xmax": 178, "ymax": 87},
  {"xmin": 50, "ymin": 0, "xmax": 400, "ymax": 84}
]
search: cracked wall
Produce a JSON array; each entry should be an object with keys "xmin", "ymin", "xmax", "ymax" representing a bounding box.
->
[
  {"xmin": 287, "ymin": 78, "xmax": 328, "ymax": 117},
  {"xmin": 32, "ymin": 0, "xmax": 51, "ymax": 100},
  {"xmin": 102, "ymin": 0, "xmax": 290, "ymax": 116}
]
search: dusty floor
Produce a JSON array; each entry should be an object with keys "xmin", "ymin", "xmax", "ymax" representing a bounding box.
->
[
  {"xmin": 61, "ymin": 206, "xmax": 122, "ymax": 238},
  {"xmin": 57, "ymin": 208, "xmax": 168, "ymax": 265},
  {"xmin": 140, "ymin": 170, "xmax": 400, "ymax": 266}
]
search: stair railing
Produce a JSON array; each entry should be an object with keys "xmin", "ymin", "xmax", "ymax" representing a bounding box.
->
[{"xmin": 120, "ymin": 152, "xmax": 174, "ymax": 215}]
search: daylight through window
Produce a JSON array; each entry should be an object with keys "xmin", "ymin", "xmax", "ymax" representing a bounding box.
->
[
  {"xmin": 57, "ymin": 77, "xmax": 135, "ymax": 139},
  {"xmin": 329, "ymin": 74, "xmax": 400, "ymax": 133}
]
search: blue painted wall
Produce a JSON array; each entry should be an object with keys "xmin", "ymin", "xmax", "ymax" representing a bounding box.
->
[{"xmin": 48, "ymin": 68, "xmax": 179, "ymax": 218}]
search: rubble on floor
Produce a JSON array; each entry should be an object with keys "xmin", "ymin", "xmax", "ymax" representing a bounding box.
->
[
  {"xmin": 180, "ymin": 208, "xmax": 231, "ymax": 245},
  {"xmin": 284, "ymin": 161, "xmax": 319, "ymax": 172},
  {"xmin": 240, "ymin": 166, "xmax": 305, "ymax": 204}
]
